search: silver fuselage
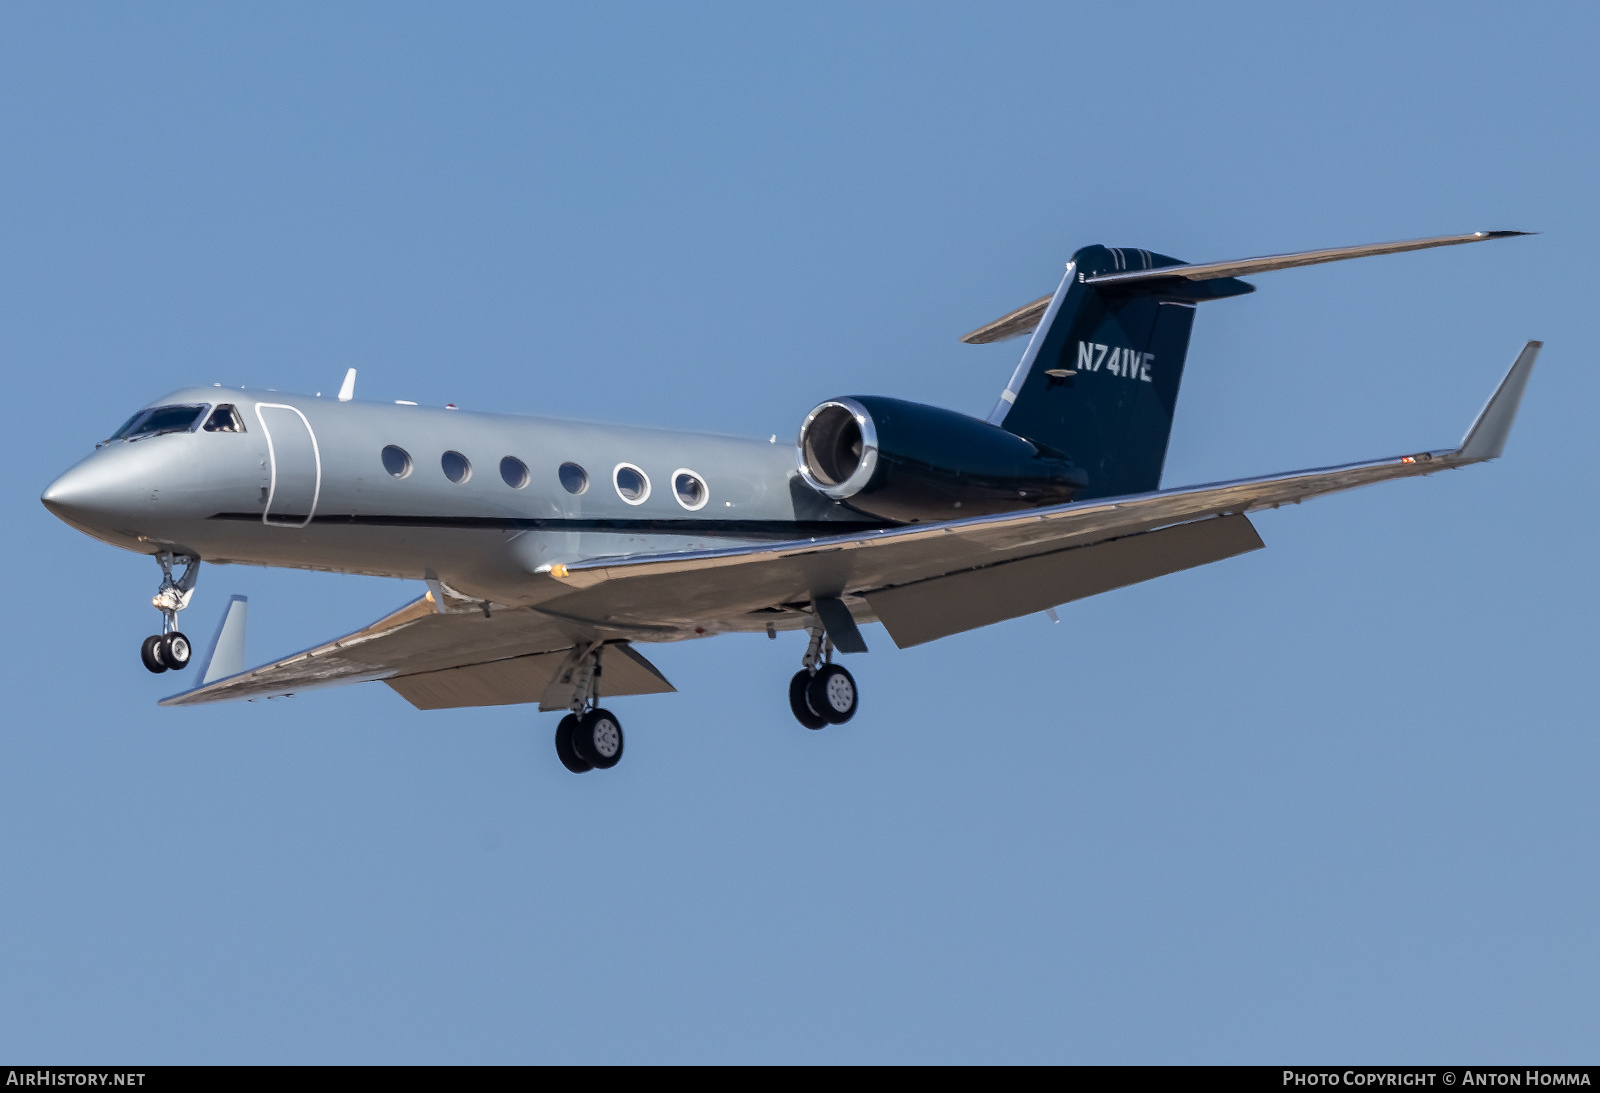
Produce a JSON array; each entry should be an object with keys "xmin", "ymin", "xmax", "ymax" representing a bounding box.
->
[{"xmin": 41, "ymin": 387, "xmax": 880, "ymax": 610}]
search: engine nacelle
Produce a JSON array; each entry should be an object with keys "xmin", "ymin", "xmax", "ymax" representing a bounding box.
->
[{"xmin": 796, "ymin": 396, "xmax": 1083, "ymax": 523}]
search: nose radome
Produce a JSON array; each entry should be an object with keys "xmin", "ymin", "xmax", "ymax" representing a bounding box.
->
[
  {"xmin": 41, "ymin": 457, "xmax": 136, "ymax": 525},
  {"xmin": 42, "ymin": 464, "xmax": 89, "ymax": 516}
]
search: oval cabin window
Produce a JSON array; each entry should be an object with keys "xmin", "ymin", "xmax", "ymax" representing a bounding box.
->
[
  {"xmin": 381, "ymin": 445, "xmax": 413, "ymax": 478},
  {"xmin": 558, "ymin": 462, "xmax": 589, "ymax": 495},
  {"xmin": 673, "ymin": 469, "xmax": 708, "ymax": 511},
  {"xmin": 613, "ymin": 464, "xmax": 650, "ymax": 505},
  {"xmin": 441, "ymin": 450, "xmax": 472, "ymax": 484},
  {"xmin": 500, "ymin": 456, "xmax": 530, "ymax": 489}
]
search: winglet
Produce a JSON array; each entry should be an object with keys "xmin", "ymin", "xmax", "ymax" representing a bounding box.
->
[
  {"xmin": 197, "ymin": 595, "xmax": 248, "ymax": 685},
  {"xmin": 1457, "ymin": 341, "xmax": 1541, "ymax": 462}
]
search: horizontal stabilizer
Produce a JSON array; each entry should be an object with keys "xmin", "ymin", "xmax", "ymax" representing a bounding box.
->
[
  {"xmin": 1085, "ymin": 230, "xmax": 1528, "ymax": 288},
  {"xmin": 959, "ymin": 292, "xmax": 1055, "ymax": 345},
  {"xmin": 961, "ymin": 231, "xmax": 1530, "ymax": 344}
]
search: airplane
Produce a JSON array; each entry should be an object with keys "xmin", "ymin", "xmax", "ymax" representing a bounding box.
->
[{"xmin": 40, "ymin": 230, "xmax": 1539, "ymax": 774}]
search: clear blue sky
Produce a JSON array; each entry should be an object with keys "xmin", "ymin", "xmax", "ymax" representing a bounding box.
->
[{"xmin": 2, "ymin": 2, "xmax": 1595, "ymax": 1064}]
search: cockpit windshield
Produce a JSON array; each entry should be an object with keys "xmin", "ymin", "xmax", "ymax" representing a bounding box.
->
[{"xmin": 106, "ymin": 404, "xmax": 209, "ymax": 443}]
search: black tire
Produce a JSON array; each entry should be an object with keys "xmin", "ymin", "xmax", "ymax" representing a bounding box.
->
[
  {"xmin": 572, "ymin": 708, "xmax": 624, "ymax": 770},
  {"xmin": 806, "ymin": 664, "xmax": 858, "ymax": 725},
  {"xmin": 554, "ymin": 715, "xmax": 592, "ymax": 774},
  {"xmin": 788, "ymin": 670, "xmax": 826, "ymax": 729},
  {"xmin": 162, "ymin": 631, "xmax": 192, "ymax": 671},
  {"xmin": 140, "ymin": 635, "xmax": 168, "ymax": 674}
]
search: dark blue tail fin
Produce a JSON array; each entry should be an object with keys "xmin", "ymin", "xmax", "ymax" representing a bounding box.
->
[{"xmin": 989, "ymin": 245, "xmax": 1252, "ymax": 500}]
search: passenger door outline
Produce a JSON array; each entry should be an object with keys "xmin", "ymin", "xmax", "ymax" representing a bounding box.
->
[{"xmin": 253, "ymin": 403, "xmax": 322, "ymax": 528}]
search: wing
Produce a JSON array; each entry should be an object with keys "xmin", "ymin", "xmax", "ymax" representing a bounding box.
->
[
  {"xmin": 533, "ymin": 342, "xmax": 1539, "ymax": 647},
  {"xmin": 159, "ymin": 590, "xmax": 674, "ymax": 708}
]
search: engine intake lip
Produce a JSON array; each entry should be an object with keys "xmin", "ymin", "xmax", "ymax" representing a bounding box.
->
[{"xmin": 797, "ymin": 397, "xmax": 879, "ymax": 500}]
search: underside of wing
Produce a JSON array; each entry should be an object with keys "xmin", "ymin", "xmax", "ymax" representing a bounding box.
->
[
  {"xmin": 384, "ymin": 641, "xmax": 675, "ymax": 711},
  {"xmin": 158, "ymin": 592, "xmax": 674, "ymax": 709}
]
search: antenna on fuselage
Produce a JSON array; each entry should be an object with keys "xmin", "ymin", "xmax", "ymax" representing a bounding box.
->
[{"xmin": 337, "ymin": 368, "xmax": 357, "ymax": 402}]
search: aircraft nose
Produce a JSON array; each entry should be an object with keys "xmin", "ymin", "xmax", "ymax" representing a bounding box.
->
[{"xmin": 41, "ymin": 456, "xmax": 135, "ymax": 525}]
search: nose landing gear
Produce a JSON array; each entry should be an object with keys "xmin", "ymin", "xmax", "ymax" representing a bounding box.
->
[
  {"xmin": 140, "ymin": 552, "xmax": 199, "ymax": 674},
  {"xmin": 788, "ymin": 615, "xmax": 859, "ymax": 728},
  {"xmin": 552, "ymin": 645, "xmax": 625, "ymax": 773}
]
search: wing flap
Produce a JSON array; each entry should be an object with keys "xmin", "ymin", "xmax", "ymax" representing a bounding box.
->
[
  {"xmin": 385, "ymin": 650, "xmax": 570, "ymax": 710},
  {"xmin": 865, "ymin": 514, "xmax": 1264, "ymax": 647},
  {"xmin": 384, "ymin": 642, "xmax": 675, "ymax": 711}
]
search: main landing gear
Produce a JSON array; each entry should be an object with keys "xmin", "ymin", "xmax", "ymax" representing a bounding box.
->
[
  {"xmin": 554, "ymin": 646, "xmax": 624, "ymax": 774},
  {"xmin": 140, "ymin": 552, "xmax": 199, "ymax": 675},
  {"xmin": 788, "ymin": 617, "xmax": 859, "ymax": 729}
]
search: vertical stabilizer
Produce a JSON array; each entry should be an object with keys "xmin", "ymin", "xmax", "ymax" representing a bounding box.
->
[{"xmin": 990, "ymin": 245, "xmax": 1252, "ymax": 500}]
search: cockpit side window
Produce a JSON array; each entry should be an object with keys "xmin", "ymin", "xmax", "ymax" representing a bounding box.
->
[
  {"xmin": 107, "ymin": 404, "xmax": 209, "ymax": 442},
  {"xmin": 203, "ymin": 404, "xmax": 246, "ymax": 433}
]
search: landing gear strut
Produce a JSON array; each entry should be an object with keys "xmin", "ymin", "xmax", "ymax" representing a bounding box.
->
[
  {"xmin": 554, "ymin": 645, "xmax": 624, "ymax": 773},
  {"xmin": 140, "ymin": 552, "xmax": 198, "ymax": 674},
  {"xmin": 788, "ymin": 614, "xmax": 858, "ymax": 728}
]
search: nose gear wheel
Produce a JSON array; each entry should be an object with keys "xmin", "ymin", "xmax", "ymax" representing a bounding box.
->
[
  {"xmin": 161, "ymin": 632, "xmax": 192, "ymax": 670},
  {"xmin": 140, "ymin": 635, "xmax": 169, "ymax": 674},
  {"xmin": 139, "ymin": 552, "xmax": 200, "ymax": 673}
]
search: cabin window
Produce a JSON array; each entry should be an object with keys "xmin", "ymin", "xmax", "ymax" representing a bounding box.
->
[
  {"xmin": 613, "ymin": 463, "xmax": 650, "ymax": 505},
  {"xmin": 381, "ymin": 445, "xmax": 413, "ymax": 478},
  {"xmin": 673, "ymin": 469, "xmax": 708, "ymax": 511},
  {"xmin": 107, "ymin": 404, "xmax": 208, "ymax": 442},
  {"xmin": 203, "ymin": 404, "xmax": 246, "ymax": 433},
  {"xmin": 441, "ymin": 451, "xmax": 472, "ymax": 484},
  {"xmin": 500, "ymin": 456, "xmax": 530, "ymax": 489},
  {"xmin": 558, "ymin": 462, "xmax": 589, "ymax": 495}
]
